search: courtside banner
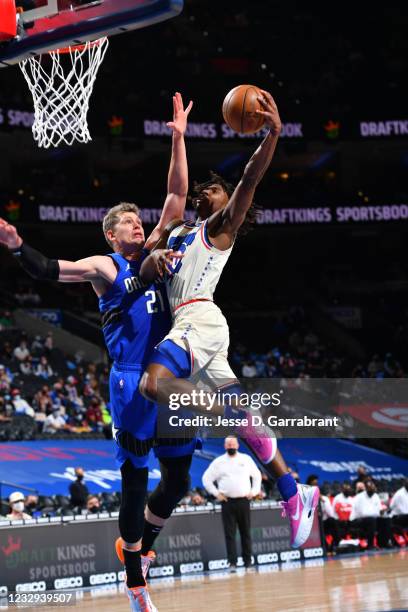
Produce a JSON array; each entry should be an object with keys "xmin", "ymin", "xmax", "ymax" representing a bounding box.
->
[
  {"xmin": 6, "ymin": 202, "xmax": 408, "ymax": 227},
  {"xmin": 0, "ymin": 507, "xmax": 322, "ymax": 591},
  {"xmin": 0, "ymin": 440, "xmax": 213, "ymax": 496},
  {"xmin": 0, "ymin": 439, "xmax": 406, "ymax": 498}
]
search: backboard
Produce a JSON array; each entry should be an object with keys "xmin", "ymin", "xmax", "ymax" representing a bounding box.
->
[{"xmin": 0, "ymin": 0, "xmax": 183, "ymax": 66}]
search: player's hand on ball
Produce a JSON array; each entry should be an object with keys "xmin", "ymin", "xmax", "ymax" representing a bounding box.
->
[
  {"xmin": 152, "ymin": 249, "xmax": 183, "ymax": 278},
  {"xmin": 166, "ymin": 92, "xmax": 193, "ymax": 136},
  {"xmin": 0, "ymin": 218, "xmax": 22, "ymax": 250},
  {"xmin": 256, "ymin": 90, "xmax": 282, "ymax": 136}
]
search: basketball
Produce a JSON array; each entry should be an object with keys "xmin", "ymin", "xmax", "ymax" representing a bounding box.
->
[{"xmin": 222, "ymin": 84, "xmax": 265, "ymax": 134}]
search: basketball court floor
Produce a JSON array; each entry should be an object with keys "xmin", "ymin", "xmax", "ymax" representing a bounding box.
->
[{"xmin": 18, "ymin": 549, "xmax": 408, "ymax": 612}]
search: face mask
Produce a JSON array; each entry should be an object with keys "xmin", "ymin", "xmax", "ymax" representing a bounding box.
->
[
  {"xmin": 26, "ymin": 502, "xmax": 36, "ymax": 510},
  {"xmin": 14, "ymin": 395, "xmax": 21, "ymax": 401},
  {"xmin": 77, "ymin": 475, "xmax": 84, "ymax": 481},
  {"xmin": 367, "ymin": 490, "xmax": 375, "ymax": 497},
  {"xmin": 227, "ymin": 448, "xmax": 237, "ymax": 456},
  {"xmin": 13, "ymin": 502, "xmax": 24, "ymax": 512},
  {"xmin": 89, "ymin": 506, "xmax": 99, "ymax": 514},
  {"xmin": 343, "ymin": 491, "xmax": 352, "ymax": 497}
]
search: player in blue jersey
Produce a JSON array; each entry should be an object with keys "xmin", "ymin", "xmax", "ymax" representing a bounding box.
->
[{"xmin": 0, "ymin": 93, "xmax": 193, "ymax": 612}]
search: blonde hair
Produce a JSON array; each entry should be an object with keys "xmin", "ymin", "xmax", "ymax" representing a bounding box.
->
[{"xmin": 102, "ymin": 202, "xmax": 141, "ymax": 248}]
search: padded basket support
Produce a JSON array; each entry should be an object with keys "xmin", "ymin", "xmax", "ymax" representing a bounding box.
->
[{"xmin": 0, "ymin": 0, "xmax": 17, "ymax": 42}]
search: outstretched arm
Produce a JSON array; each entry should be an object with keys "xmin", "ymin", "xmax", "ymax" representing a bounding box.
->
[
  {"xmin": 208, "ymin": 90, "xmax": 281, "ymax": 249},
  {"xmin": 0, "ymin": 218, "xmax": 116, "ymax": 284},
  {"xmin": 140, "ymin": 218, "xmax": 185, "ymax": 284},
  {"xmin": 145, "ymin": 92, "xmax": 193, "ymax": 250}
]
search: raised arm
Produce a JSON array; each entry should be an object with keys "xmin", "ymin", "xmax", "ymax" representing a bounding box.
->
[
  {"xmin": 145, "ymin": 92, "xmax": 193, "ymax": 250},
  {"xmin": 0, "ymin": 218, "xmax": 116, "ymax": 285},
  {"xmin": 209, "ymin": 90, "xmax": 281, "ymax": 248}
]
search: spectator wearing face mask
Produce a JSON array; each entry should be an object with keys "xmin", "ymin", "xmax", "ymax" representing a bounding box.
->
[
  {"xmin": 6, "ymin": 492, "xmax": 31, "ymax": 520},
  {"xmin": 11, "ymin": 389, "xmax": 35, "ymax": 417},
  {"xmin": 13, "ymin": 340, "xmax": 30, "ymax": 362},
  {"xmin": 333, "ymin": 482, "xmax": 355, "ymax": 540},
  {"xmin": 69, "ymin": 467, "xmax": 89, "ymax": 508},
  {"xmin": 202, "ymin": 435, "xmax": 261, "ymax": 570},
  {"xmin": 34, "ymin": 356, "xmax": 54, "ymax": 379},
  {"xmin": 25, "ymin": 495, "xmax": 40, "ymax": 518},
  {"xmin": 84, "ymin": 495, "xmax": 100, "ymax": 515},
  {"xmin": 350, "ymin": 479, "xmax": 393, "ymax": 548},
  {"xmin": 42, "ymin": 406, "xmax": 68, "ymax": 434},
  {"xmin": 20, "ymin": 355, "xmax": 33, "ymax": 376}
]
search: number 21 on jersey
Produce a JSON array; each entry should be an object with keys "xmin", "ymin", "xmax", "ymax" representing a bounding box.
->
[{"xmin": 145, "ymin": 289, "xmax": 165, "ymax": 314}]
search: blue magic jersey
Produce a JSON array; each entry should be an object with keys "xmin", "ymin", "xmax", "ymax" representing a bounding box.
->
[{"xmin": 99, "ymin": 251, "xmax": 171, "ymax": 366}]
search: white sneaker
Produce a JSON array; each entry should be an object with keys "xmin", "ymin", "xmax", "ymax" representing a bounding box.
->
[
  {"xmin": 125, "ymin": 585, "xmax": 158, "ymax": 612},
  {"xmin": 281, "ymin": 484, "xmax": 319, "ymax": 548}
]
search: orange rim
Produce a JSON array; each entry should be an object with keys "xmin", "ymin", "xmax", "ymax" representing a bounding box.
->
[{"xmin": 53, "ymin": 37, "xmax": 106, "ymax": 55}]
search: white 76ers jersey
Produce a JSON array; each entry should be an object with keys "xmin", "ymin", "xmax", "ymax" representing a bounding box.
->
[{"xmin": 166, "ymin": 220, "xmax": 233, "ymax": 312}]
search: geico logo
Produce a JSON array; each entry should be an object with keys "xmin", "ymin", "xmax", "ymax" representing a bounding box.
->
[
  {"xmin": 180, "ymin": 562, "xmax": 204, "ymax": 574},
  {"xmin": 257, "ymin": 553, "xmax": 279, "ymax": 564},
  {"xmin": 90, "ymin": 584, "xmax": 118, "ymax": 598},
  {"xmin": 208, "ymin": 559, "xmax": 229, "ymax": 571},
  {"xmin": 54, "ymin": 577, "xmax": 83, "ymax": 589},
  {"xmin": 89, "ymin": 573, "xmax": 117, "ymax": 585},
  {"xmin": 149, "ymin": 566, "xmax": 174, "ymax": 578},
  {"xmin": 16, "ymin": 582, "xmax": 46, "ymax": 592},
  {"xmin": 303, "ymin": 547, "xmax": 324, "ymax": 559},
  {"xmin": 280, "ymin": 550, "xmax": 301, "ymax": 562},
  {"xmin": 0, "ymin": 586, "xmax": 7, "ymax": 596},
  {"xmin": 117, "ymin": 571, "xmax": 126, "ymax": 582}
]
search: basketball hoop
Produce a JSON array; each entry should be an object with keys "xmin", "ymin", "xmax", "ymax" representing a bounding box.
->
[{"xmin": 19, "ymin": 37, "xmax": 109, "ymax": 148}]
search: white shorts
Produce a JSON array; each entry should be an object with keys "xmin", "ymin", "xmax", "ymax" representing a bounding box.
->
[{"xmin": 161, "ymin": 301, "xmax": 237, "ymax": 388}]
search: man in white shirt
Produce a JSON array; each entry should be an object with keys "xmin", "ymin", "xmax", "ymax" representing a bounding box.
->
[
  {"xmin": 350, "ymin": 480, "xmax": 392, "ymax": 548},
  {"xmin": 13, "ymin": 340, "xmax": 30, "ymax": 362},
  {"xmin": 11, "ymin": 390, "xmax": 35, "ymax": 418},
  {"xmin": 390, "ymin": 479, "xmax": 408, "ymax": 532},
  {"xmin": 42, "ymin": 407, "xmax": 68, "ymax": 434},
  {"xmin": 332, "ymin": 482, "xmax": 355, "ymax": 541},
  {"xmin": 202, "ymin": 435, "xmax": 261, "ymax": 569},
  {"xmin": 6, "ymin": 491, "xmax": 31, "ymax": 521}
]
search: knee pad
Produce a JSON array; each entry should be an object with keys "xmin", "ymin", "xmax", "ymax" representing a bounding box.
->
[{"xmin": 119, "ymin": 461, "xmax": 148, "ymax": 543}]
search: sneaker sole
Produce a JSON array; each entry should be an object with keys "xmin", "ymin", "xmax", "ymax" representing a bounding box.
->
[{"xmin": 292, "ymin": 486, "xmax": 320, "ymax": 548}]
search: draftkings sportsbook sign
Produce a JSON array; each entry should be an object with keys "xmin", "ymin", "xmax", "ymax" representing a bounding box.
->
[{"xmin": 0, "ymin": 506, "xmax": 322, "ymax": 591}]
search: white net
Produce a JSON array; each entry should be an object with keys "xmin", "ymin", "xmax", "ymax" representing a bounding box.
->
[{"xmin": 19, "ymin": 37, "xmax": 109, "ymax": 148}]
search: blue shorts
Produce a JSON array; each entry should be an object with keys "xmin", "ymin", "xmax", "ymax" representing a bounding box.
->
[
  {"xmin": 149, "ymin": 339, "xmax": 191, "ymax": 378},
  {"xmin": 110, "ymin": 362, "xmax": 200, "ymax": 469}
]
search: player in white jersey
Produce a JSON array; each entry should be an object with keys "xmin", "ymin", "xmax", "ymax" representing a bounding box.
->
[
  {"xmin": 139, "ymin": 90, "xmax": 319, "ymax": 549},
  {"xmin": 159, "ymin": 218, "xmax": 234, "ymax": 384}
]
